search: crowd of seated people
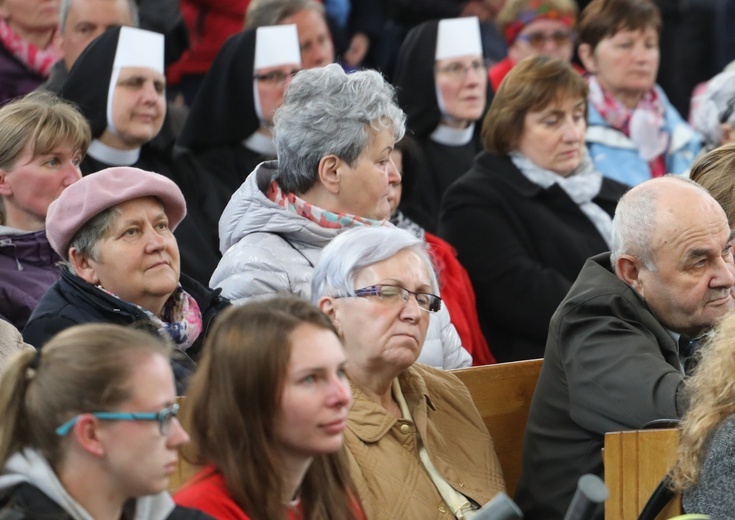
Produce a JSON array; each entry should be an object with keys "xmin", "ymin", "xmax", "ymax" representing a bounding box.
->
[{"xmin": 5, "ymin": 0, "xmax": 735, "ymax": 517}]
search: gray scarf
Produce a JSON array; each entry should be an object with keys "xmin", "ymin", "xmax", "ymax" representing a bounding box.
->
[{"xmin": 510, "ymin": 149, "xmax": 613, "ymax": 247}]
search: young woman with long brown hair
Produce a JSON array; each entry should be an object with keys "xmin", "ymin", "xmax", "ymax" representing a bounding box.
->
[{"xmin": 174, "ymin": 296, "xmax": 363, "ymax": 520}]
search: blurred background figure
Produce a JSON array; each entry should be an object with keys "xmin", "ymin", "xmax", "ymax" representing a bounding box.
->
[
  {"xmin": 0, "ymin": 318, "xmax": 33, "ymax": 370},
  {"xmin": 175, "ymin": 297, "xmax": 364, "ymax": 519},
  {"xmin": 0, "ymin": 324, "xmax": 208, "ymax": 519},
  {"xmin": 211, "ymin": 64, "xmax": 471, "ymax": 369},
  {"xmin": 690, "ymin": 69, "xmax": 735, "ymax": 152},
  {"xmin": 690, "ymin": 143, "xmax": 735, "ymax": 228},
  {"xmin": 393, "ymin": 16, "xmax": 489, "ymax": 232},
  {"xmin": 440, "ymin": 56, "xmax": 627, "ymax": 362},
  {"xmin": 58, "ymin": 25, "xmax": 220, "ymax": 284},
  {"xmin": 0, "ymin": 91, "xmax": 89, "ymax": 330},
  {"xmin": 313, "ymin": 226, "xmax": 505, "ymax": 518},
  {"xmin": 177, "ymin": 24, "xmax": 301, "ymax": 222},
  {"xmin": 577, "ymin": 0, "xmax": 700, "ymax": 186},
  {"xmin": 389, "ymin": 135, "xmax": 495, "ymax": 365},
  {"xmin": 490, "ymin": 0, "xmax": 577, "ymax": 92},
  {"xmin": 23, "ymin": 167, "xmax": 229, "ymax": 393},
  {"xmin": 166, "ymin": 0, "xmax": 248, "ymax": 106},
  {"xmin": 245, "ymin": 0, "xmax": 334, "ymax": 69},
  {"xmin": 670, "ymin": 311, "xmax": 735, "ymax": 517},
  {"xmin": 44, "ymin": 0, "xmax": 138, "ymax": 91},
  {"xmin": 0, "ymin": 0, "xmax": 59, "ymax": 105}
]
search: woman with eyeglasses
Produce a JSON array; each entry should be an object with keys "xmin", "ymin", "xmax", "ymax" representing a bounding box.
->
[
  {"xmin": 312, "ymin": 226, "xmax": 505, "ymax": 518},
  {"xmin": 439, "ymin": 56, "xmax": 627, "ymax": 362},
  {"xmin": 392, "ymin": 16, "xmax": 490, "ymax": 232},
  {"xmin": 174, "ymin": 297, "xmax": 364, "ymax": 519},
  {"xmin": 177, "ymin": 24, "xmax": 302, "ymax": 222},
  {"xmin": 0, "ymin": 323, "xmax": 211, "ymax": 519},
  {"xmin": 490, "ymin": 0, "xmax": 579, "ymax": 92},
  {"xmin": 577, "ymin": 0, "xmax": 701, "ymax": 186}
]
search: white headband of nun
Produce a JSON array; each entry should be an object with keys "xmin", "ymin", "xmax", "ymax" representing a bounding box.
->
[
  {"xmin": 253, "ymin": 24, "xmax": 302, "ymax": 127},
  {"xmin": 106, "ymin": 27, "xmax": 165, "ymax": 138},
  {"xmin": 435, "ymin": 17, "xmax": 482, "ymax": 61}
]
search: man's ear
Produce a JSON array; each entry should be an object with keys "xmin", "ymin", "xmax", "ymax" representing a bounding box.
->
[
  {"xmin": 317, "ymin": 155, "xmax": 343, "ymax": 195},
  {"xmin": 577, "ymin": 43, "xmax": 597, "ymax": 74},
  {"xmin": 720, "ymin": 123, "xmax": 735, "ymax": 145},
  {"xmin": 52, "ymin": 28, "xmax": 65, "ymax": 59},
  {"xmin": 69, "ymin": 248, "xmax": 99, "ymax": 285},
  {"xmin": 616, "ymin": 254, "xmax": 645, "ymax": 296},
  {"xmin": 0, "ymin": 169, "xmax": 12, "ymax": 197}
]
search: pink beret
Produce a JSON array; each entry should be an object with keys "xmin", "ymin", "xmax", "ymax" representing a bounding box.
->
[{"xmin": 46, "ymin": 166, "xmax": 187, "ymax": 260}]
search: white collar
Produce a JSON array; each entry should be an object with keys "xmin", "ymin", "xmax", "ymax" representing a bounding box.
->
[
  {"xmin": 87, "ymin": 139, "xmax": 141, "ymax": 166},
  {"xmin": 242, "ymin": 131, "xmax": 276, "ymax": 156},
  {"xmin": 429, "ymin": 123, "xmax": 474, "ymax": 146}
]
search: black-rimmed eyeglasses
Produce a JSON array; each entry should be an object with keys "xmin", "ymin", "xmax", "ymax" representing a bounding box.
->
[{"xmin": 343, "ymin": 284, "xmax": 442, "ymax": 313}]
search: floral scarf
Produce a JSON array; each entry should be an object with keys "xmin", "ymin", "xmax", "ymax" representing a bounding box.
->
[
  {"xmin": 267, "ymin": 180, "xmax": 385, "ymax": 229},
  {"xmin": 97, "ymin": 284, "xmax": 203, "ymax": 351},
  {"xmin": 587, "ymin": 75, "xmax": 667, "ymax": 178},
  {"xmin": 0, "ymin": 18, "xmax": 58, "ymax": 77}
]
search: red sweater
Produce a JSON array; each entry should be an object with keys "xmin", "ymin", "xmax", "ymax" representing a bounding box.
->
[{"xmin": 174, "ymin": 466, "xmax": 365, "ymax": 519}]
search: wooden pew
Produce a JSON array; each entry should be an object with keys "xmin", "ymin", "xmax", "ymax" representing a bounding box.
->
[
  {"xmin": 604, "ymin": 428, "xmax": 681, "ymax": 520},
  {"xmin": 451, "ymin": 358, "xmax": 543, "ymax": 496}
]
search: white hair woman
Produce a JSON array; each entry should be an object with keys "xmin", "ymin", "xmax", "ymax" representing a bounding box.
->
[
  {"xmin": 211, "ymin": 63, "xmax": 471, "ymax": 369},
  {"xmin": 312, "ymin": 225, "xmax": 505, "ymax": 518},
  {"xmin": 0, "ymin": 324, "xmax": 209, "ymax": 519}
]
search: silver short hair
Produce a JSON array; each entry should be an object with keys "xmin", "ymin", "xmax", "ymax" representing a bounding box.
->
[
  {"xmin": 311, "ymin": 226, "xmax": 438, "ymax": 301},
  {"xmin": 59, "ymin": 0, "xmax": 139, "ymax": 33},
  {"xmin": 245, "ymin": 0, "xmax": 324, "ymax": 28},
  {"xmin": 273, "ymin": 64, "xmax": 406, "ymax": 194},
  {"xmin": 611, "ymin": 176, "xmax": 710, "ymax": 273}
]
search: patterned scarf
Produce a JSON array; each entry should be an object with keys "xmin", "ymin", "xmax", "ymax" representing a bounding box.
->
[
  {"xmin": 96, "ymin": 284, "xmax": 203, "ymax": 351},
  {"xmin": 267, "ymin": 180, "xmax": 385, "ymax": 229},
  {"xmin": 0, "ymin": 18, "xmax": 58, "ymax": 77},
  {"xmin": 587, "ymin": 75, "xmax": 667, "ymax": 178}
]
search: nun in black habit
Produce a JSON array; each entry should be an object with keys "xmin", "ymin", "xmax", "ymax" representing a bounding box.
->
[
  {"xmin": 177, "ymin": 24, "xmax": 302, "ymax": 221},
  {"xmin": 58, "ymin": 26, "xmax": 220, "ymax": 287},
  {"xmin": 393, "ymin": 16, "xmax": 492, "ymax": 233}
]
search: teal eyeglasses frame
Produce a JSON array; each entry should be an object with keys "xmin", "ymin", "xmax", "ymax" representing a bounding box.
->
[{"xmin": 55, "ymin": 403, "xmax": 179, "ymax": 436}]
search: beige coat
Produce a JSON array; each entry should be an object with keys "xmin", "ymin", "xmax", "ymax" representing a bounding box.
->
[
  {"xmin": 344, "ymin": 363, "xmax": 505, "ymax": 519},
  {"xmin": 0, "ymin": 319, "xmax": 33, "ymax": 372}
]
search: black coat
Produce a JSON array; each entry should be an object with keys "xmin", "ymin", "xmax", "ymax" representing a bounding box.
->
[
  {"xmin": 23, "ymin": 270, "xmax": 229, "ymax": 393},
  {"xmin": 438, "ymin": 152, "xmax": 629, "ymax": 361},
  {"xmin": 0, "ymin": 482, "xmax": 213, "ymax": 520}
]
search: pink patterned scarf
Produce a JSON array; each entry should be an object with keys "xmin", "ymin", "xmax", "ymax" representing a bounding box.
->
[
  {"xmin": 587, "ymin": 76, "xmax": 667, "ymax": 178},
  {"xmin": 0, "ymin": 18, "xmax": 58, "ymax": 77},
  {"xmin": 267, "ymin": 180, "xmax": 385, "ymax": 229}
]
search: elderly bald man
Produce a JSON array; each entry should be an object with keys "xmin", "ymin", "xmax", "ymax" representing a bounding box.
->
[{"xmin": 516, "ymin": 175, "xmax": 735, "ymax": 520}]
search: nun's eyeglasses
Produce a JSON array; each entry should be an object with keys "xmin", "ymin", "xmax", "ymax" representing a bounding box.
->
[{"xmin": 254, "ymin": 69, "xmax": 300, "ymax": 86}]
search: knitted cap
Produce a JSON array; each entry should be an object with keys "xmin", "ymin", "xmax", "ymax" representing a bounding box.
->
[{"xmin": 46, "ymin": 166, "xmax": 186, "ymax": 259}]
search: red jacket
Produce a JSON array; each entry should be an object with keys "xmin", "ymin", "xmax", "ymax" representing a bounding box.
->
[
  {"xmin": 167, "ymin": 0, "xmax": 250, "ymax": 83},
  {"xmin": 425, "ymin": 232, "xmax": 496, "ymax": 365}
]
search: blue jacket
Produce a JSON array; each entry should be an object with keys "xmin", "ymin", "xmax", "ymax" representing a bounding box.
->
[{"xmin": 585, "ymin": 85, "xmax": 701, "ymax": 186}]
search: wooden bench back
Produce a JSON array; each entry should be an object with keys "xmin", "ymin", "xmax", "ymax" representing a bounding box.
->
[
  {"xmin": 604, "ymin": 428, "xmax": 681, "ymax": 520},
  {"xmin": 450, "ymin": 358, "xmax": 543, "ymax": 496}
]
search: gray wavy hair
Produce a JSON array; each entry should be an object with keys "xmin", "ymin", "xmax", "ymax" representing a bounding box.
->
[{"xmin": 273, "ymin": 64, "xmax": 406, "ymax": 194}]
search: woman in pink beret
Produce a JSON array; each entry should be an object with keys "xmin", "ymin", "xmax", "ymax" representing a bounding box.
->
[{"xmin": 22, "ymin": 166, "xmax": 230, "ymax": 393}]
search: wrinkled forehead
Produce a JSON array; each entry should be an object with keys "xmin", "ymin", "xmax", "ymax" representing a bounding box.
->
[{"xmin": 651, "ymin": 192, "xmax": 731, "ymax": 257}]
